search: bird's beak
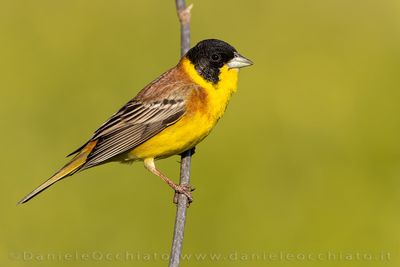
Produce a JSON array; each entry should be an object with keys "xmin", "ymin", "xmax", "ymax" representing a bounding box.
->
[{"xmin": 227, "ymin": 52, "xmax": 253, "ymax": 69}]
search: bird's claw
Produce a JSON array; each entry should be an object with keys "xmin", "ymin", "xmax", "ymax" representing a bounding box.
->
[{"xmin": 173, "ymin": 184, "xmax": 194, "ymax": 205}]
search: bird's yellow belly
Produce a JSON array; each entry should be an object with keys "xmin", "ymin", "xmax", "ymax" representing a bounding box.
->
[
  {"xmin": 125, "ymin": 63, "xmax": 238, "ymax": 161},
  {"xmin": 127, "ymin": 112, "xmax": 215, "ymax": 160}
]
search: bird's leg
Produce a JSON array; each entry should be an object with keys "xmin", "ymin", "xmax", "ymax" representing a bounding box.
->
[
  {"xmin": 144, "ymin": 158, "xmax": 193, "ymax": 203},
  {"xmin": 180, "ymin": 147, "xmax": 196, "ymax": 157}
]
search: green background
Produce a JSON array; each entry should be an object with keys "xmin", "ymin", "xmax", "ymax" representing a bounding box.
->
[{"xmin": 1, "ymin": 0, "xmax": 400, "ymax": 266}]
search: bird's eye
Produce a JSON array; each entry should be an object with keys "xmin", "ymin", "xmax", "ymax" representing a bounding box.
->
[{"xmin": 211, "ymin": 54, "xmax": 221, "ymax": 62}]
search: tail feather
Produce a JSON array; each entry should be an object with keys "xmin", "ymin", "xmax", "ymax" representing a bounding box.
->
[{"xmin": 18, "ymin": 140, "xmax": 97, "ymax": 204}]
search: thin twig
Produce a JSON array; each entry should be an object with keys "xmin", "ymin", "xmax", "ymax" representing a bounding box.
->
[
  {"xmin": 176, "ymin": 2, "xmax": 193, "ymax": 55},
  {"xmin": 169, "ymin": 1, "xmax": 193, "ymax": 266}
]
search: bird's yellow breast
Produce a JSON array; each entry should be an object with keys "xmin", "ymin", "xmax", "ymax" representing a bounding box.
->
[{"xmin": 127, "ymin": 58, "xmax": 238, "ymax": 160}]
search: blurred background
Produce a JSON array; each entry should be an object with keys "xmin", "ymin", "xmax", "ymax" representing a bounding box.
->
[{"xmin": 1, "ymin": 0, "xmax": 400, "ymax": 266}]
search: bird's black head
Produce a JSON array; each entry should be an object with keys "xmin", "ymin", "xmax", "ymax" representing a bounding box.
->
[{"xmin": 185, "ymin": 39, "xmax": 238, "ymax": 84}]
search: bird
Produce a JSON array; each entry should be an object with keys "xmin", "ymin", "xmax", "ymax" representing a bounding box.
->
[{"xmin": 18, "ymin": 39, "xmax": 252, "ymax": 204}]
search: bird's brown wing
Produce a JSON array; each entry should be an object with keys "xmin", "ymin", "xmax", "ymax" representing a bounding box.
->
[{"xmin": 70, "ymin": 68, "xmax": 196, "ymax": 170}]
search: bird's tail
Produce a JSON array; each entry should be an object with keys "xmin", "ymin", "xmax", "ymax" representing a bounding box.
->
[{"xmin": 18, "ymin": 140, "xmax": 97, "ymax": 204}]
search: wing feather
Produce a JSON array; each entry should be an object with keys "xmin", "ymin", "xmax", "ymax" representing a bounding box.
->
[
  {"xmin": 79, "ymin": 98, "xmax": 186, "ymax": 170},
  {"xmin": 67, "ymin": 67, "xmax": 197, "ymax": 170}
]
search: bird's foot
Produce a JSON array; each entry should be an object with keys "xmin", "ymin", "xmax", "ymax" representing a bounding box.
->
[{"xmin": 173, "ymin": 184, "xmax": 195, "ymax": 205}]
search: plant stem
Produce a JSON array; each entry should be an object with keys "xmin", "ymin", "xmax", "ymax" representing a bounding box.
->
[{"xmin": 169, "ymin": 1, "xmax": 193, "ymax": 267}]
